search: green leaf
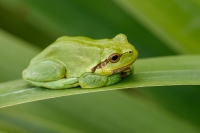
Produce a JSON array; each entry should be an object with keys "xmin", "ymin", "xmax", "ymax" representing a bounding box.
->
[
  {"xmin": 113, "ymin": 0, "xmax": 200, "ymax": 54},
  {"xmin": 0, "ymin": 55, "xmax": 199, "ymax": 108}
]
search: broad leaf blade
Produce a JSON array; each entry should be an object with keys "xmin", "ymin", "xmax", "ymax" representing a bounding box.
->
[
  {"xmin": 135, "ymin": 55, "xmax": 200, "ymax": 72},
  {"xmin": 0, "ymin": 55, "xmax": 199, "ymax": 108}
]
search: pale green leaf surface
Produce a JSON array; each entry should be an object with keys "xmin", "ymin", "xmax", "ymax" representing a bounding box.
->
[
  {"xmin": 0, "ymin": 55, "xmax": 199, "ymax": 108},
  {"xmin": 113, "ymin": 0, "xmax": 200, "ymax": 54},
  {"xmin": 135, "ymin": 55, "xmax": 200, "ymax": 72}
]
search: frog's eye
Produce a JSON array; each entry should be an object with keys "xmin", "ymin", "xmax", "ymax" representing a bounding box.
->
[{"xmin": 108, "ymin": 53, "xmax": 121, "ymax": 63}]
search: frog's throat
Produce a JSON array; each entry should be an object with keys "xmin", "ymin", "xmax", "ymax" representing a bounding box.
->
[{"xmin": 91, "ymin": 59, "xmax": 134, "ymax": 74}]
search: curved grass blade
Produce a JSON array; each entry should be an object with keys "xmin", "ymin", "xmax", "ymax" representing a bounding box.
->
[{"xmin": 0, "ymin": 55, "xmax": 199, "ymax": 108}]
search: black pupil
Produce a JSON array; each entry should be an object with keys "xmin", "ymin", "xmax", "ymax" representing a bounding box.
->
[{"xmin": 112, "ymin": 55, "xmax": 119, "ymax": 60}]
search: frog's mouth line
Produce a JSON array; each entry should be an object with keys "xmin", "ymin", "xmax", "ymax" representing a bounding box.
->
[
  {"xmin": 91, "ymin": 59, "xmax": 134, "ymax": 74},
  {"xmin": 112, "ymin": 62, "xmax": 133, "ymax": 74}
]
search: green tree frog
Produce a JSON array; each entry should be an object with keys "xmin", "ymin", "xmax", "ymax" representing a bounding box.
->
[{"xmin": 22, "ymin": 34, "xmax": 138, "ymax": 89}]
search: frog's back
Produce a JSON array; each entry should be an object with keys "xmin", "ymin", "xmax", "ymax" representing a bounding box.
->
[
  {"xmin": 30, "ymin": 36, "xmax": 110, "ymax": 63},
  {"xmin": 55, "ymin": 36, "xmax": 111, "ymax": 48}
]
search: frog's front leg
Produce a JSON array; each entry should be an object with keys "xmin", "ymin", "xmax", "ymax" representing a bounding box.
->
[
  {"xmin": 79, "ymin": 72, "xmax": 122, "ymax": 88},
  {"xmin": 121, "ymin": 67, "xmax": 133, "ymax": 78}
]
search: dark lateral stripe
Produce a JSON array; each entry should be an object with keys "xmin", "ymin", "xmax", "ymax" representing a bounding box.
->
[{"xmin": 91, "ymin": 59, "xmax": 109, "ymax": 73}]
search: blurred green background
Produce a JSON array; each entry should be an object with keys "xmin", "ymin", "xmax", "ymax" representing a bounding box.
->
[{"xmin": 0, "ymin": 0, "xmax": 200, "ymax": 132}]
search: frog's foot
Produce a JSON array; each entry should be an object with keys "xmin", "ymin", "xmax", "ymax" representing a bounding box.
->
[
  {"xmin": 79, "ymin": 72, "xmax": 122, "ymax": 88},
  {"xmin": 121, "ymin": 67, "xmax": 133, "ymax": 78},
  {"xmin": 27, "ymin": 78, "xmax": 79, "ymax": 89}
]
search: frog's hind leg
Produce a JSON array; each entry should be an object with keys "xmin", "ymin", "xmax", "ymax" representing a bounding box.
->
[
  {"xmin": 23, "ymin": 59, "xmax": 79, "ymax": 89},
  {"xmin": 23, "ymin": 59, "xmax": 66, "ymax": 82}
]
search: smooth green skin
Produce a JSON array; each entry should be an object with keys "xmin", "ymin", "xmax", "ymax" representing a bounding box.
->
[{"xmin": 22, "ymin": 34, "xmax": 138, "ymax": 89}]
